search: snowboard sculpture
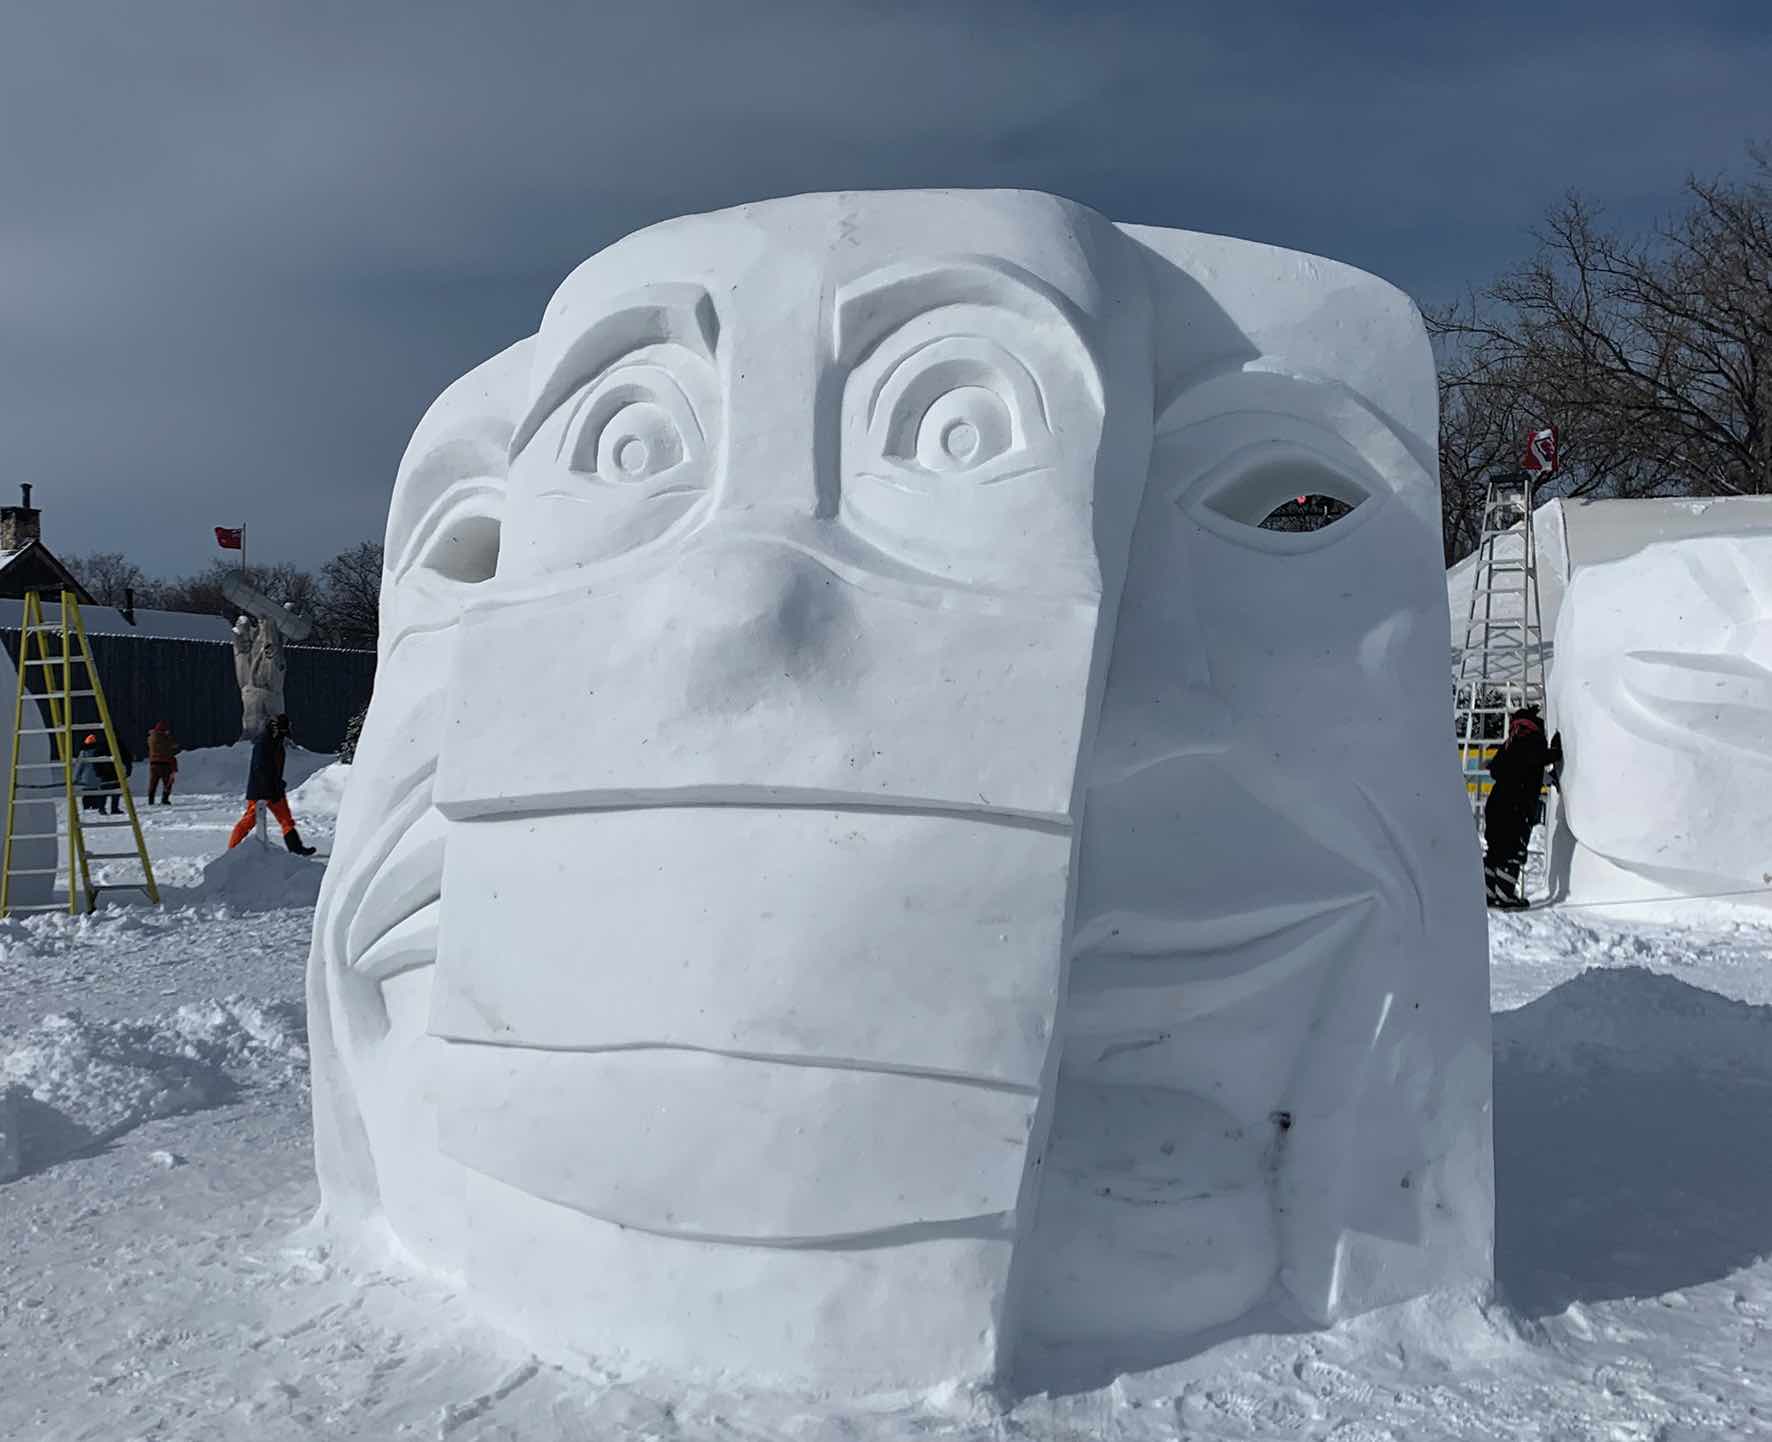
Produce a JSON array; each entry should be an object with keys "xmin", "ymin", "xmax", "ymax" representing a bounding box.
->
[
  {"xmin": 309, "ymin": 191, "xmax": 1491, "ymax": 1393},
  {"xmin": 224, "ymin": 573, "xmax": 313, "ymax": 740}
]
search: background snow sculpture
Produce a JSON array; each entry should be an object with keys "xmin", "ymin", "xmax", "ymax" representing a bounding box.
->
[
  {"xmin": 1552, "ymin": 535, "xmax": 1772, "ymax": 908},
  {"xmin": 309, "ymin": 191, "xmax": 1490, "ymax": 1394},
  {"xmin": 225, "ymin": 572, "xmax": 314, "ymax": 740}
]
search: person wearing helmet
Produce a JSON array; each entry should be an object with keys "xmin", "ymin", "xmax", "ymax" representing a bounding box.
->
[
  {"xmin": 74, "ymin": 733, "xmax": 107, "ymax": 813},
  {"xmin": 1483, "ymin": 706, "xmax": 1563, "ymax": 909},
  {"xmin": 227, "ymin": 714, "xmax": 316, "ymax": 856}
]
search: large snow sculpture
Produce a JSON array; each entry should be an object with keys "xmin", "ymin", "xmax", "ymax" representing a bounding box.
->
[
  {"xmin": 1552, "ymin": 535, "xmax": 1772, "ymax": 906},
  {"xmin": 309, "ymin": 191, "xmax": 1490, "ymax": 1393}
]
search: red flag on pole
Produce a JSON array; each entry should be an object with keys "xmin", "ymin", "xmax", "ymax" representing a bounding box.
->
[
  {"xmin": 1522, "ymin": 426, "xmax": 1558, "ymax": 476},
  {"xmin": 214, "ymin": 526, "xmax": 243, "ymax": 550}
]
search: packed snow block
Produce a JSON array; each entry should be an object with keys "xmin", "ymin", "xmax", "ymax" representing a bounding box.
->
[
  {"xmin": 1552, "ymin": 535, "xmax": 1772, "ymax": 906},
  {"xmin": 198, "ymin": 839, "xmax": 325, "ymax": 911},
  {"xmin": 308, "ymin": 191, "xmax": 1491, "ymax": 1394}
]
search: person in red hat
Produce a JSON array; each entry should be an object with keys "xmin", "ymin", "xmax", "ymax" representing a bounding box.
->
[
  {"xmin": 146, "ymin": 721, "xmax": 179, "ymax": 805},
  {"xmin": 1483, "ymin": 706, "xmax": 1562, "ymax": 909}
]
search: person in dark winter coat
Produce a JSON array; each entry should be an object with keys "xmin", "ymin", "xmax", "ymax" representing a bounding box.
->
[
  {"xmin": 74, "ymin": 734, "xmax": 107, "ymax": 814},
  {"xmin": 226, "ymin": 714, "xmax": 316, "ymax": 855},
  {"xmin": 1483, "ymin": 707, "xmax": 1562, "ymax": 909},
  {"xmin": 105, "ymin": 737, "xmax": 134, "ymax": 815}
]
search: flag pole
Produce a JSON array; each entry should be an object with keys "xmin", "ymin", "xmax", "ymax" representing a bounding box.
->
[{"xmin": 240, "ymin": 523, "xmax": 246, "ymax": 581}]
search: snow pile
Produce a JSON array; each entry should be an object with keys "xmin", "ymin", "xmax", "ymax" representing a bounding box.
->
[
  {"xmin": 195, "ymin": 837, "xmax": 326, "ymax": 910},
  {"xmin": 286, "ymin": 761, "xmax": 349, "ymax": 816},
  {"xmin": 1499, "ymin": 963, "xmax": 1772, "ymax": 1077},
  {"xmin": 172, "ymin": 741, "xmax": 333, "ymax": 797},
  {"xmin": 1494, "ymin": 962, "xmax": 1772, "ymax": 1321},
  {"xmin": 0, "ymin": 997, "xmax": 306, "ymax": 1177}
]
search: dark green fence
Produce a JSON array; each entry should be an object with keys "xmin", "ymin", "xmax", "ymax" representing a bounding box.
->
[{"xmin": 1, "ymin": 630, "xmax": 375, "ymax": 754}]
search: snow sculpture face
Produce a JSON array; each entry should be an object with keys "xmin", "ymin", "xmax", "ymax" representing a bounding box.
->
[
  {"xmin": 309, "ymin": 192, "xmax": 1490, "ymax": 1393},
  {"xmin": 1553, "ymin": 535, "xmax": 1772, "ymax": 900}
]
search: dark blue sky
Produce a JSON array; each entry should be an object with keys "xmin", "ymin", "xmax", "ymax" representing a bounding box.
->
[{"xmin": 4, "ymin": 1, "xmax": 1768, "ymax": 575}]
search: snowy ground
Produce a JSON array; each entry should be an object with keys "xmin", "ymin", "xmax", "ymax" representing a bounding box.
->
[{"xmin": 6, "ymin": 771, "xmax": 1772, "ymax": 1439}]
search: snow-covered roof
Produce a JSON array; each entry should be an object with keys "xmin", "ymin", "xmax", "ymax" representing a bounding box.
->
[{"xmin": 0, "ymin": 597, "xmax": 236, "ymax": 642}]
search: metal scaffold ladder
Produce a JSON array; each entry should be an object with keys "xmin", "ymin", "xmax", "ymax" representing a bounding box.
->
[
  {"xmin": 1, "ymin": 590, "xmax": 159, "ymax": 916},
  {"xmin": 1453, "ymin": 472, "xmax": 1553, "ymax": 900}
]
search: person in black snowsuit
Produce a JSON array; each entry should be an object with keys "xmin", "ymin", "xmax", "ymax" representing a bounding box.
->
[
  {"xmin": 104, "ymin": 737, "xmax": 134, "ymax": 815},
  {"xmin": 226, "ymin": 713, "xmax": 316, "ymax": 855},
  {"xmin": 1483, "ymin": 707, "xmax": 1562, "ymax": 909}
]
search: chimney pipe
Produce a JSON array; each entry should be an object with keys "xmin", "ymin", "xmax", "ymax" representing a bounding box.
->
[
  {"xmin": 20, "ymin": 483, "xmax": 31, "ymax": 510},
  {"xmin": 123, "ymin": 587, "xmax": 137, "ymax": 626}
]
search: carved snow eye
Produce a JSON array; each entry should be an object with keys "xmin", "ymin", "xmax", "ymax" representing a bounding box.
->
[
  {"xmin": 561, "ymin": 364, "xmax": 705, "ymax": 492},
  {"xmin": 833, "ymin": 265, "xmax": 1104, "ymax": 594},
  {"xmin": 870, "ymin": 339, "xmax": 1047, "ymax": 484},
  {"xmin": 1195, "ymin": 451, "xmax": 1371, "ymax": 535},
  {"xmin": 415, "ymin": 504, "xmax": 501, "ymax": 584},
  {"xmin": 593, "ymin": 402, "xmax": 686, "ymax": 484},
  {"xmin": 1163, "ymin": 429, "xmax": 1386, "ymax": 555}
]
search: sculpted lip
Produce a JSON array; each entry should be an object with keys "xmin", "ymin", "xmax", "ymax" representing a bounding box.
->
[{"xmin": 342, "ymin": 803, "xmax": 447, "ymax": 980}]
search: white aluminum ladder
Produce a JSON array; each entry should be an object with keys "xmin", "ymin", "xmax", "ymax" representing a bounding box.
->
[{"xmin": 1453, "ymin": 475, "xmax": 1555, "ymax": 902}]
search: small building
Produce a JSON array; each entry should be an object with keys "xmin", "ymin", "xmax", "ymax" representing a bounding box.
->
[{"xmin": 0, "ymin": 485, "xmax": 95, "ymax": 603}]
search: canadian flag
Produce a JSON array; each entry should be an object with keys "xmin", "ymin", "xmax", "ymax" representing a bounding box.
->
[
  {"xmin": 214, "ymin": 526, "xmax": 243, "ymax": 551},
  {"xmin": 1522, "ymin": 427, "xmax": 1557, "ymax": 476}
]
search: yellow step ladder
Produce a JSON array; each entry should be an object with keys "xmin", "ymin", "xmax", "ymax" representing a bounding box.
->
[{"xmin": 1, "ymin": 590, "xmax": 159, "ymax": 916}]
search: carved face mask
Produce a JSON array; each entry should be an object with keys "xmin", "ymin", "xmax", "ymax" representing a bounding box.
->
[{"xmin": 309, "ymin": 192, "xmax": 1490, "ymax": 1394}]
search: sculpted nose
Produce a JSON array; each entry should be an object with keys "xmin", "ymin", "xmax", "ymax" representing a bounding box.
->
[{"xmin": 657, "ymin": 542, "xmax": 863, "ymax": 717}]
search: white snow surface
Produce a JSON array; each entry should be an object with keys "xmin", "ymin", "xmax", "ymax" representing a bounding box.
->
[{"xmin": 6, "ymin": 787, "xmax": 1772, "ymax": 1434}]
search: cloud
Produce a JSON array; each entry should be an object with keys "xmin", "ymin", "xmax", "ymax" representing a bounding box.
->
[{"xmin": 2, "ymin": 1, "xmax": 1767, "ymax": 574}]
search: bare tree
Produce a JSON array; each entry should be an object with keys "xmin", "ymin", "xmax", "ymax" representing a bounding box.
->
[
  {"xmin": 61, "ymin": 551, "xmax": 148, "ymax": 608},
  {"xmin": 149, "ymin": 560, "xmax": 320, "ymax": 624},
  {"xmin": 1431, "ymin": 142, "xmax": 1772, "ymax": 561},
  {"xmin": 316, "ymin": 541, "xmax": 383, "ymax": 650}
]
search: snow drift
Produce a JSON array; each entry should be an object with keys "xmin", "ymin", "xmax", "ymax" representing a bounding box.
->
[{"xmin": 0, "ymin": 997, "xmax": 306, "ymax": 1178}]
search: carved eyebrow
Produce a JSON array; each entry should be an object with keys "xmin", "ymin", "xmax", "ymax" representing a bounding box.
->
[
  {"xmin": 833, "ymin": 255, "xmax": 1102, "ymax": 405},
  {"xmin": 511, "ymin": 283, "xmax": 719, "ymax": 456}
]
